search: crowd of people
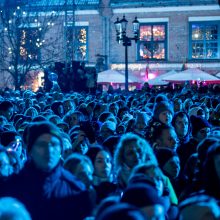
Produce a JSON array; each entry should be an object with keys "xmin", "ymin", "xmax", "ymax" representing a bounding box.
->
[{"xmin": 0, "ymin": 82, "xmax": 219, "ymax": 220}]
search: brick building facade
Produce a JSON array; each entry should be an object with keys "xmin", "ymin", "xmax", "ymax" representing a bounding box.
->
[{"xmin": 1, "ymin": 0, "xmax": 220, "ymax": 88}]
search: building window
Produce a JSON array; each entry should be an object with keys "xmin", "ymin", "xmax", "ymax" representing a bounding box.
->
[
  {"xmin": 19, "ymin": 27, "xmax": 41, "ymax": 63},
  {"xmin": 138, "ymin": 23, "xmax": 167, "ymax": 60},
  {"xmin": 66, "ymin": 26, "xmax": 88, "ymax": 61},
  {"xmin": 189, "ymin": 21, "xmax": 220, "ymax": 60}
]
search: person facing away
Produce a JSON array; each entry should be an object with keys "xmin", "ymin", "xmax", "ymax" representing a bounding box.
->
[{"xmin": 0, "ymin": 121, "xmax": 93, "ymax": 220}]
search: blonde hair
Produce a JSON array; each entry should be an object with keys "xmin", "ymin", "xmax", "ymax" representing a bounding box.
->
[{"xmin": 114, "ymin": 133, "xmax": 157, "ymax": 172}]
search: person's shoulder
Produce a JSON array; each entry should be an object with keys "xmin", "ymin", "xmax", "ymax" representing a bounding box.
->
[{"xmin": 60, "ymin": 167, "xmax": 86, "ymax": 191}]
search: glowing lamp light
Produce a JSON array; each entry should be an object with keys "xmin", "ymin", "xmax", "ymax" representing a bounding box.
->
[{"xmin": 148, "ymin": 73, "xmax": 156, "ymax": 80}]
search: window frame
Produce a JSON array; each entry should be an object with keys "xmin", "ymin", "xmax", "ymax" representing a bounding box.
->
[
  {"xmin": 137, "ymin": 22, "xmax": 168, "ymax": 61},
  {"xmin": 18, "ymin": 26, "xmax": 41, "ymax": 64},
  {"xmin": 66, "ymin": 25, "xmax": 89, "ymax": 62},
  {"xmin": 189, "ymin": 20, "xmax": 220, "ymax": 60}
]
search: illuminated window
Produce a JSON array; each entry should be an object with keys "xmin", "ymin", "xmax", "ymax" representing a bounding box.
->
[
  {"xmin": 19, "ymin": 27, "xmax": 41, "ymax": 63},
  {"xmin": 66, "ymin": 26, "xmax": 88, "ymax": 61},
  {"xmin": 138, "ymin": 23, "xmax": 167, "ymax": 60},
  {"xmin": 189, "ymin": 21, "xmax": 220, "ymax": 59}
]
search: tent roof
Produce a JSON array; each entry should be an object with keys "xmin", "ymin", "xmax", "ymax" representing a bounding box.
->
[
  {"xmin": 147, "ymin": 70, "xmax": 177, "ymax": 85},
  {"xmin": 97, "ymin": 69, "xmax": 135, "ymax": 83},
  {"xmin": 163, "ymin": 68, "xmax": 220, "ymax": 83}
]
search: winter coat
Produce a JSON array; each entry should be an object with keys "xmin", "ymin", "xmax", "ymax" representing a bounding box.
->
[{"xmin": 0, "ymin": 162, "xmax": 93, "ymax": 220}]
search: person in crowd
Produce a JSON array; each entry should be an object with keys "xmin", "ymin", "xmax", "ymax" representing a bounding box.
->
[
  {"xmin": 156, "ymin": 148, "xmax": 181, "ymax": 192},
  {"xmin": 0, "ymin": 101, "xmax": 14, "ymax": 122},
  {"xmin": 114, "ymin": 132, "xmax": 157, "ymax": 189},
  {"xmin": 145, "ymin": 101, "xmax": 174, "ymax": 145},
  {"xmin": 0, "ymin": 197, "xmax": 32, "ymax": 220},
  {"xmin": 150, "ymin": 124, "xmax": 179, "ymax": 151},
  {"xmin": 202, "ymin": 141, "xmax": 220, "ymax": 200},
  {"xmin": 0, "ymin": 121, "xmax": 93, "ymax": 220},
  {"xmin": 96, "ymin": 203, "xmax": 146, "ymax": 220},
  {"xmin": 172, "ymin": 111, "xmax": 191, "ymax": 145},
  {"xmin": 64, "ymin": 153, "xmax": 94, "ymax": 190},
  {"xmin": 178, "ymin": 115, "xmax": 212, "ymax": 170},
  {"xmin": 179, "ymin": 194, "xmax": 220, "ymax": 220},
  {"xmin": 121, "ymin": 183, "xmax": 166, "ymax": 220},
  {"xmin": 86, "ymin": 145, "xmax": 118, "ymax": 203}
]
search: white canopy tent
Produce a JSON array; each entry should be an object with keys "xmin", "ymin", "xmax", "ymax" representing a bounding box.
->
[
  {"xmin": 162, "ymin": 68, "xmax": 220, "ymax": 83},
  {"xmin": 97, "ymin": 69, "xmax": 139, "ymax": 83},
  {"xmin": 147, "ymin": 70, "xmax": 177, "ymax": 85}
]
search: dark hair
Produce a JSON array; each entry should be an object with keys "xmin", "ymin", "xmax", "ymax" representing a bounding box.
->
[{"xmin": 0, "ymin": 101, "xmax": 13, "ymax": 111}]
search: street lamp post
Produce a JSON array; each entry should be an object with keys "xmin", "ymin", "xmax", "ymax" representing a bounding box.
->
[{"xmin": 114, "ymin": 16, "xmax": 140, "ymax": 92}]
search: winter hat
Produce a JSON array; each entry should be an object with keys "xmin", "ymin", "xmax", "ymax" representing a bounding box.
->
[
  {"xmin": 190, "ymin": 115, "xmax": 212, "ymax": 136},
  {"xmin": 100, "ymin": 121, "xmax": 116, "ymax": 132},
  {"xmin": 153, "ymin": 101, "xmax": 174, "ymax": 121},
  {"xmin": 155, "ymin": 148, "xmax": 178, "ymax": 168},
  {"xmin": 188, "ymin": 106, "xmax": 204, "ymax": 117},
  {"xmin": 121, "ymin": 183, "xmax": 164, "ymax": 208},
  {"xmin": 96, "ymin": 203, "xmax": 146, "ymax": 220},
  {"xmin": 25, "ymin": 121, "xmax": 63, "ymax": 153},
  {"xmin": 0, "ymin": 131, "xmax": 20, "ymax": 147}
]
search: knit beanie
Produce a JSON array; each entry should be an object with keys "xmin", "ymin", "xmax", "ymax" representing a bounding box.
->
[
  {"xmin": 190, "ymin": 115, "xmax": 212, "ymax": 136},
  {"xmin": 155, "ymin": 148, "xmax": 178, "ymax": 168},
  {"xmin": 25, "ymin": 122, "xmax": 63, "ymax": 153},
  {"xmin": 121, "ymin": 183, "xmax": 164, "ymax": 208},
  {"xmin": 96, "ymin": 203, "xmax": 146, "ymax": 220},
  {"xmin": 100, "ymin": 121, "xmax": 116, "ymax": 132},
  {"xmin": 153, "ymin": 101, "xmax": 174, "ymax": 121}
]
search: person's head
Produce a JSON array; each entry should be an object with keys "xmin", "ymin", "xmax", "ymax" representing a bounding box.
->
[
  {"xmin": 64, "ymin": 153, "xmax": 93, "ymax": 189},
  {"xmin": 114, "ymin": 133, "xmax": 157, "ymax": 170},
  {"xmin": 70, "ymin": 127, "xmax": 90, "ymax": 155},
  {"xmin": 153, "ymin": 124, "xmax": 178, "ymax": 150},
  {"xmin": 109, "ymin": 102, "xmax": 119, "ymax": 116},
  {"xmin": 86, "ymin": 146, "xmax": 112, "ymax": 179},
  {"xmin": 173, "ymin": 98, "xmax": 183, "ymax": 112},
  {"xmin": 156, "ymin": 148, "xmax": 180, "ymax": 179},
  {"xmin": 172, "ymin": 111, "xmax": 190, "ymax": 139},
  {"xmin": 63, "ymin": 99, "xmax": 76, "ymax": 114},
  {"xmin": 26, "ymin": 122, "xmax": 63, "ymax": 172},
  {"xmin": 96, "ymin": 203, "xmax": 146, "ymax": 220},
  {"xmin": 121, "ymin": 183, "xmax": 165, "ymax": 220},
  {"xmin": 134, "ymin": 112, "xmax": 149, "ymax": 133},
  {"xmin": 60, "ymin": 132, "xmax": 72, "ymax": 160},
  {"xmin": 0, "ymin": 101, "xmax": 14, "ymax": 121},
  {"xmin": 179, "ymin": 194, "xmax": 220, "ymax": 220},
  {"xmin": 100, "ymin": 121, "xmax": 116, "ymax": 142},
  {"xmin": 189, "ymin": 106, "xmax": 205, "ymax": 119},
  {"xmin": 129, "ymin": 163, "xmax": 164, "ymax": 197},
  {"xmin": 153, "ymin": 101, "xmax": 174, "ymax": 125},
  {"xmin": 183, "ymin": 98, "xmax": 193, "ymax": 113},
  {"xmin": 51, "ymin": 101, "xmax": 64, "ymax": 117},
  {"xmin": 0, "ymin": 197, "xmax": 31, "ymax": 220},
  {"xmin": 201, "ymin": 104, "xmax": 210, "ymax": 121},
  {"xmin": 190, "ymin": 115, "xmax": 212, "ymax": 142},
  {"xmin": 24, "ymin": 107, "xmax": 38, "ymax": 118},
  {"xmin": 47, "ymin": 115, "xmax": 62, "ymax": 125},
  {"xmin": 63, "ymin": 110, "xmax": 85, "ymax": 128},
  {"xmin": 202, "ymin": 142, "xmax": 220, "ymax": 199}
]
